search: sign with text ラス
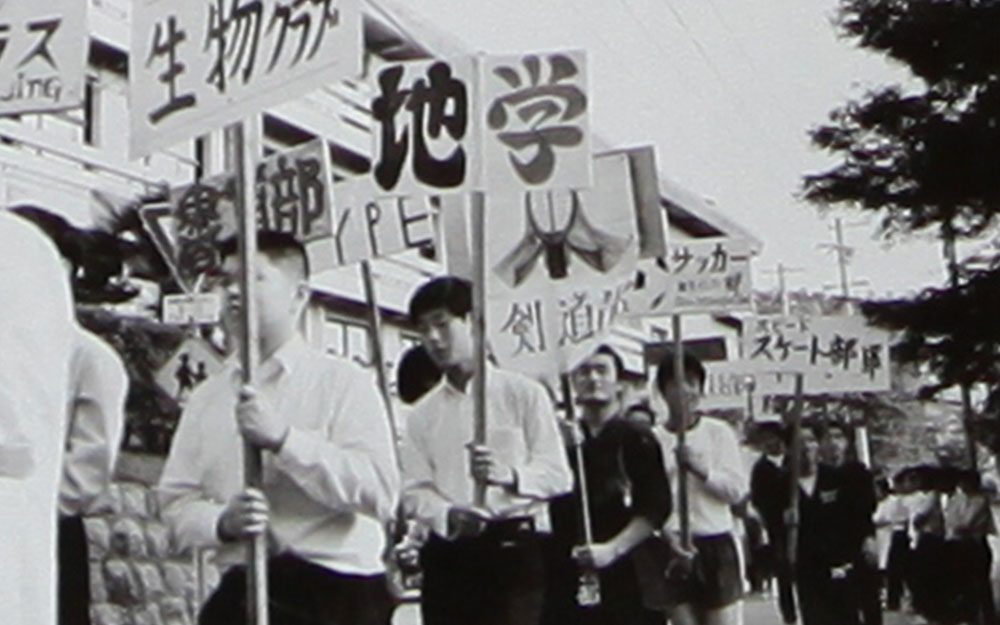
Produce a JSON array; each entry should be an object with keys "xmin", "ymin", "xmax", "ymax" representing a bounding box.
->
[
  {"xmin": 130, "ymin": 0, "xmax": 361, "ymax": 158},
  {"xmin": 0, "ymin": 0, "xmax": 87, "ymax": 115}
]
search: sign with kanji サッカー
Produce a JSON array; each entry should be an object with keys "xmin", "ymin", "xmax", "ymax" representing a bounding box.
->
[
  {"xmin": 743, "ymin": 315, "xmax": 891, "ymax": 393},
  {"xmin": 482, "ymin": 148, "xmax": 660, "ymax": 379},
  {"xmin": 370, "ymin": 50, "xmax": 591, "ymax": 197},
  {"xmin": 129, "ymin": 0, "xmax": 361, "ymax": 158},
  {"xmin": 0, "ymin": 0, "xmax": 87, "ymax": 115},
  {"xmin": 625, "ymin": 237, "xmax": 752, "ymax": 317}
]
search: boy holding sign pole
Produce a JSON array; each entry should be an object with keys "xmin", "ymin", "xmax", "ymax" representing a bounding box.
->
[
  {"xmin": 399, "ymin": 276, "xmax": 572, "ymax": 625},
  {"xmin": 651, "ymin": 349, "xmax": 748, "ymax": 625},
  {"xmin": 157, "ymin": 232, "xmax": 400, "ymax": 625}
]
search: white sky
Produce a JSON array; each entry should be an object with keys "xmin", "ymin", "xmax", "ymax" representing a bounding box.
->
[{"xmin": 396, "ymin": 0, "xmax": 952, "ymax": 299}]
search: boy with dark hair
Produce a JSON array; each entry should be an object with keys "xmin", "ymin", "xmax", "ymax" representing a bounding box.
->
[
  {"xmin": 652, "ymin": 350, "xmax": 747, "ymax": 625},
  {"xmin": 400, "ymin": 275, "xmax": 572, "ymax": 625},
  {"xmin": 158, "ymin": 231, "xmax": 400, "ymax": 625},
  {"xmin": 544, "ymin": 344, "xmax": 671, "ymax": 625}
]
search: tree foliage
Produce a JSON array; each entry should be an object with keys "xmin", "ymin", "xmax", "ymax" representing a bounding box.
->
[{"xmin": 803, "ymin": 0, "xmax": 1000, "ymax": 399}]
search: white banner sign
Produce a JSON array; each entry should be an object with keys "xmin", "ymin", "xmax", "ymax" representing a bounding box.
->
[
  {"xmin": 130, "ymin": 0, "xmax": 361, "ymax": 158},
  {"xmin": 162, "ymin": 293, "xmax": 221, "ymax": 325},
  {"xmin": 370, "ymin": 50, "xmax": 591, "ymax": 197},
  {"xmin": 0, "ymin": 0, "xmax": 87, "ymax": 114},
  {"xmin": 743, "ymin": 315, "xmax": 891, "ymax": 393},
  {"xmin": 626, "ymin": 237, "xmax": 752, "ymax": 316},
  {"xmin": 484, "ymin": 150, "xmax": 642, "ymax": 378}
]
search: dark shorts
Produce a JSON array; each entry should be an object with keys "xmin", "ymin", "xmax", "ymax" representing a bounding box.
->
[{"xmin": 670, "ymin": 533, "xmax": 743, "ymax": 609}]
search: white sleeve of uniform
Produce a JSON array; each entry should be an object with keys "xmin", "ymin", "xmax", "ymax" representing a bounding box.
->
[
  {"xmin": 703, "ymin": 421, "xmax": 749, "ymax": 505},
  {"xmin": 275, "ymin": 368, "xmax": 400, "ymax": 523},
  {"xmin": 399, "ymin": 408, "xmax": 453, "ymax": 537},
  {"xmin": 513, "ymin": 381, "xmax": 573, "ymax": 499}
]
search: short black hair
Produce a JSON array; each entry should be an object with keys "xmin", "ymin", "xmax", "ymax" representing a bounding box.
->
[
  {"xmin": 408, "ymin": 276, "xmax": 472, "ymax": 323},
  {"xmin": 654, "ymin": 349, "xmax": 706, "ymax": 392},
  {"xmin": 218, "ymin": 231, "xmax": 309, "ymax": 279},
  {"xmin": 593, "ymin": 344, "xmax": 625, "ymax": 379},
  {"xmin": 396, "ymin": 344, "xmax": 442, "ymax": 404},
  {"xmin": 9, "ymin": 205, "xmax": 82, "ymax": 266}
]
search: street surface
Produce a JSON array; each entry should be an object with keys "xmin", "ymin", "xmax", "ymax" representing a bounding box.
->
[{"xmin": 391, "ymin": 593, "xmax": 915, "ymax": 624}]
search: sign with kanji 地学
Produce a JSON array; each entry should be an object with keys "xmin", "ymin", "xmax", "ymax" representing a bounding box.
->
[
  {"xmin": 479, "ymin": 50, "xmax": 591, "ymax": 192},
  {"xmin": 0, "ymin": 0, "xmax": 87, "ymax": 115},
  {"xmin": 484, "ymin": 148, "xmax": 658, "ymax": 378},
  {"xmin": 130, "ymin": 0, "xmax": 361, "ymax": 158},
  {"xmin": 743, "ymin": 315, "xmax": 891, "ymax": 394},
  {"xmin": 626, "ymin": 237, "xmax": 752, "ymax": 316},
  {"xmin": 154, "ymin": 337, "xmax": 225, "ymax": 404},
  {"xmin": 370, "ymin": 50, "xmax": 591, "ymax": 197}
]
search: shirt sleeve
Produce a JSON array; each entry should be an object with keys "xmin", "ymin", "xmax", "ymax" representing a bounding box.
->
[
  {"xmin": 622, "ymin": 424, "xmax": 672, "ymax": 527},
  {"xmin": 512, "ymin": 381, "xmax": 573, "ymax": 500},
  {"xmin": 274, "ymin": 368, "xmax": 400, "ymax": 523},
  {"xmin": 399, "ymin": 414, "xmax": 453, "ymax": 537},
  {"xmin": 157, "ymin": 389, "xmax": 226, "ymax": 552},
  {"xmin": 702, "ymin": 422, "xmax": 749, "ymax": 505},
  {"xmin": 60, "ymin": 338, "xmax": 128, "ymax": 515}
]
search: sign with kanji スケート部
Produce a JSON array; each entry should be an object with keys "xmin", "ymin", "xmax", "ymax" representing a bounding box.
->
[
  {"xmin": 625, "ymin": 237, "xmax": 752, "ymax": 317},
  {"xmin": 483, "ymin": 148, "xmax": 659, "ymax": 378},
  {"xmin": 370, "ymin": 50, "xmax": 591, "ymax": 197},
  {"xmin": 130, "ymin": 0, "xmax": 361, "ymax": 158},
  {"xmin": 743, "ymin": 315, "xmax": 891, "ymax": 394},
  {"xmin": 0, "ymin": 0, "xmax": 87, "ymax": 115}
]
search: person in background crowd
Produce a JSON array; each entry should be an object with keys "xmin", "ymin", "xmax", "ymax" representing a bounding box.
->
[
  {"xmin": 943, "ymin": 469, "xmax": 997, "ymax": 625},
  {"xmin": 545, "ymin": 345, "xmax": 670, "ymax": 625},
  {"xmin": 652, "ymin": 350, "xmax": 748, "ymax": 625},
  {"xmin": 0, "ymin": 209, "xmax": 77, "ymax": 625},
  {"xmin": 13, "ymin": 205, "xmax": 130, "ymax": 625},
  {"xmin": 875, "ymin": 470, "xmax": 915, "ymax": 613},
  {"xmin": 396, "ymin": 344, "xmax": 442, "ymax": 406},
  {"xmin": 158, "ymin": 232, "xmax": 400, "ymax": 625},
  {"xmin": 749, "ymin": 417, "xmax": 797, "ymax": 624},
  {"xmin": 399, "ymin": 276, "xmax": 572, "ymax": 625},
  {"xmin": 819, "ymin": 420, "xmax": 881, "ymax": 625}
]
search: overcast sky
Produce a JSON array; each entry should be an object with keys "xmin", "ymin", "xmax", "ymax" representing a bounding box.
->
[{"xmin": 393, "ymin": 0, "xmax": 952, "ymax": 299}]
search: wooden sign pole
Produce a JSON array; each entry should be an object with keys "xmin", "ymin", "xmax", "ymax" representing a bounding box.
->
[
  {"xmin": 360, "ymin": 260, "xmax": 400, "ymax": 449},
  {"xmin": 225, "ymin": 119, "xmax": 268, "ymax": 625},
  {"xmin": 671, "ymin": 314, "xmax": 691, "ymax": 550},
  {"xmin": 471, "ymin": 191, "xmax": 488, "ymax": 507},
  {"xmin": 786, "ymin": 372, "xmax": 805, "ymax": 571}
]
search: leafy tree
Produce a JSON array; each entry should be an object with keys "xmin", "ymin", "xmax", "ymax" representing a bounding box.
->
[{"xmin": 802, "ymin": 0, "xmax": 1000, "ymax": 416}]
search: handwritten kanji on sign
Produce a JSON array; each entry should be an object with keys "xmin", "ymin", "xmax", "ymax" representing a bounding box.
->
[
  {"xmin": 481, "ymin": 50, "xmax": 591, "ymax": 192},
  {"xmin": 743, "ymin": 315, "xmax": 891, "ymax": 393},
  {"xmin": 625, "ymin": 237, "xmax": 753, "ymax": 316},
  {"xmin": 130, "ymin": 0, "xmax": 361, "ymax": 158},
  {"xmin": 255, "ymin": 139, "xmax": 335, "ymax": 243},
  {"xmin": 0, "ymin": 0, "xmax": 87, "ymax": 115}
]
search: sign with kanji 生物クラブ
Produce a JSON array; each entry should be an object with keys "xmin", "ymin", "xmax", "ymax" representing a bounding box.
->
[
  {"xmin": 0, "ymin": 0, "xmax": 87, "ymax": 114},
  {"xmin": 625, "ymin": 237, "xmax": 752, "ymax": 316},
  {"xmin": 370, "ymin": 50, "xmax": 591, "ymax": 197},
  {"xmin": 743, "ymin": 315, "xmax": 891, "ymax": 393},
  {"xmin": 481, "ymin": 148, "xmax": 662, "ymax": 378},
  {"xmin": 141, "ymin": 139, "xmax": 337, "ymax": 291},
  {"xmin": 130, "ymin": 0, "xmax": 361, "ymax": 158}
]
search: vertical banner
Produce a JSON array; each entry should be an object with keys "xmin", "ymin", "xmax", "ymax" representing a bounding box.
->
[
  {"xmin": 0, "ymin": 0, "xmax": 87, "ymax": 114},
  {"xmin": 130, "ymin": 0, "xmax": 362, "ymax": 157}
]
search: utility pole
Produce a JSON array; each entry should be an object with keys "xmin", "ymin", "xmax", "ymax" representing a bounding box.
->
[{"xmin": 944, "ymin": 226, "xmax": 978, "ymax": 470}]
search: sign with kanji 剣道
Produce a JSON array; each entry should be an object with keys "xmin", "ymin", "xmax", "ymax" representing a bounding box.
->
[
  {"xmin": 481, "ymin": 148, "xmax": 661, "ymax": 379},
  {"xmin": 625, "ymin": 237, "xmax": 752, "ymax": 316},
  {"xmin": 130, "ymin": 0, "xmax": 361, "ymax": 158},
  {"xmin": 743, "ymin": 315, "xmax": 891, "ymax": 393},
  {"xmin": 0, "ymin": 0, "xmax": 87, "ymax": 115},
  {"xmin": 370, "ymin": 50, "xmax": 591, "ymax": 197}
]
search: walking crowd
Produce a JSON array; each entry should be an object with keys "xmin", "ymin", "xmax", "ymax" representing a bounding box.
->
[{"xmin": 5, "ymin": 208, "xmax": 1000, "ymax": 625}]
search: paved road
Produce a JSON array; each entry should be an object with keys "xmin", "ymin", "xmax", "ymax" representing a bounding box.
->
[{"xmin": 392, "ymin": 593, "xmax": 914, "ymax": 624}]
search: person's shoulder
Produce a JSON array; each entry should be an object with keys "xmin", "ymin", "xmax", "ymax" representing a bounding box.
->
[
  {"xmin": 698, "ymin": 415, "xmax": 740, "ymax": 438},
  {"xmin": 490, "ymin": 367, "xmax": 551, "ymax": 400}
]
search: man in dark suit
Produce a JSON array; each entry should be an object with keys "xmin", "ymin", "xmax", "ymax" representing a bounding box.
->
[{"xmin": 749, "ymin": 418, "xmax": 796, "ymax": 624}]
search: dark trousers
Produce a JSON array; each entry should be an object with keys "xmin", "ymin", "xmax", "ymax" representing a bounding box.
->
[
  {"xmin": 852, "ymin": 558, "xmax": 882, "ymax": 625},
  {"xmin": 771, "ymin": 541, "xmax": 797, "ymax": 624},
  {"xmin": 199, "ymin": 554, "xmax": 394, "ymax": 625},
  {"xmin": 885, "ymin": 530, "xmax": 909, "ymax": 610},
  {"xmin": 797, "ymin": 571, "xmax": 861, "ymax": 625},
  {"xmin": 59, "ymin": 515, "xmax": 91, "ymax": 625},
  {"xmin": 420, "ymin": 523, "xmax": 545, "ymax": 625}
]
